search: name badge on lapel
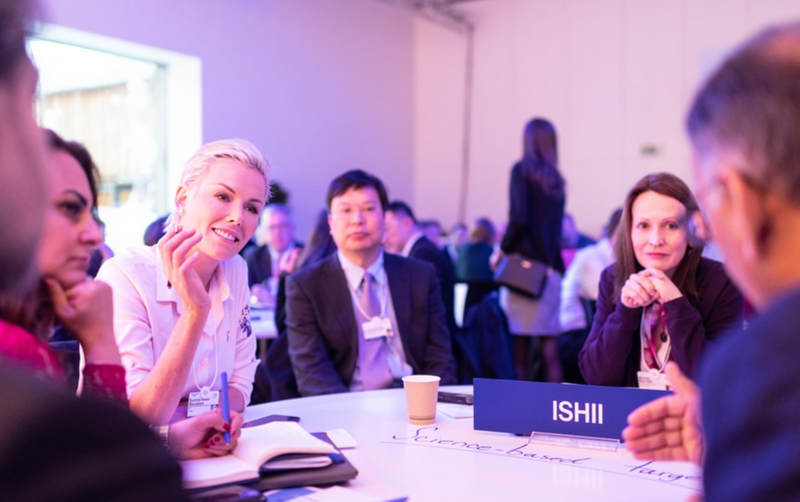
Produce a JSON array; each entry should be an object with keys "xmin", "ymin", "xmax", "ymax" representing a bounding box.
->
[{"xmin": 362, "ymin": 316, "xmax": 393, "ymax": 340}]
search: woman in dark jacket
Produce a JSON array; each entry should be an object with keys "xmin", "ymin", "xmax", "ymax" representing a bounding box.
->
[
  {"xmin": 579, "ymin": 173, "xmax": 743, "ymax": 388},
  {"xmin": 499, "ymin": 118, "xmax": 565, "ymax": 382}
]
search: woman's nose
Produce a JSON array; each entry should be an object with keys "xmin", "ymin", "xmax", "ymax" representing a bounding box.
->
[
  {"xmin": 82, "ymin": 217, "xmax": 103, "ymax": 246},
  {"xmin": 228, "ymin": 205, "xmax": 243, "ymax": 226},
  {"xmin": 648, "ymin": 229, "xmax": 664, "ymax": 246}
]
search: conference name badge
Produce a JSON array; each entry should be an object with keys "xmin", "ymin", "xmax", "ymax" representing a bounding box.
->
[
  {"xmin": 362, "ymin": 316, "xmax": 393, "ymax": 340},
  {"xmin": 187, "ymin": 389, "xmax": 220, "ymax": 417},
  {"xmin": 637, "ymin": 370, "xmax": 669, "ymax": 391}
]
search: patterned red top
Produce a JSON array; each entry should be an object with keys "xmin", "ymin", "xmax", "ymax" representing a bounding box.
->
[{"xmin": 0, "ymin": 319, "xmax": 127, "ymax": 402}]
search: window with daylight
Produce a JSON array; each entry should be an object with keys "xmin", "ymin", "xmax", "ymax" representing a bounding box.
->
[{"xmin": 27, "ymin": 26, "xmax": 202, "ymax": 252}]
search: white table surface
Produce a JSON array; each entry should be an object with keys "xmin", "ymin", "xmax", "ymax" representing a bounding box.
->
[{"xmin": 244, "ymin": 386, "xmax": 702, "ymax": 501}]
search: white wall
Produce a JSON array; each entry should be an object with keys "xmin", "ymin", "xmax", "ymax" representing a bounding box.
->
[
  {"xmin": 42, "ymin": 0, "xmax": 416, "ymax": 238},
  {"xmin": 412, "ymin": 17, "xmax": 467, "ymax": 228},
  {"xmin": 414, "ymin": 0, "xmax": 800, "ymax": 237},
  {"xmin": 40, "ymin": 0, "xmax": 800, "ymax": 239}
]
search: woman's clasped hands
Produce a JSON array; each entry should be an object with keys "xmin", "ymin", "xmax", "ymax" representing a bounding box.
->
[{"xmin": 621, "ymin": 268, "xmax": 683, "ymax": 309}]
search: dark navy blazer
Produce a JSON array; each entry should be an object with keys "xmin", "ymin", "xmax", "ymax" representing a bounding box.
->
[
  {"xmin": 285, "ymin": 252, "xmax": 457, "ymax": 396},
  {"xmin": 700, "ymin": 285, "xmax": 800, "ymax": 501}
]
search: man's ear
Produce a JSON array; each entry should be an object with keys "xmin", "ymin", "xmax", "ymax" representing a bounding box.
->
[{"xmin": 723, "ymin": 170, "xmax": 771, "ymax": 262}]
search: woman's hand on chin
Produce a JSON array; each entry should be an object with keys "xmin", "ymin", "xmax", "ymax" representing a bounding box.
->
[
  {"xmin": 158, "ymin": 225, "xmax": 211, "ymax": 314},
  {"xmin": 46, "ymin": 277, "xmax": 121, "ymax": 365},
  {"xmin": 642, "ymin": 268, "xmax": 683, "ymax": 303}
]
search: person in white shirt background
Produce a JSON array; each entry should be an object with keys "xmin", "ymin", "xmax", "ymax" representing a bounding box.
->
[
  {"xmin": 559, "ymin": 208, "xmax": 623, "ymax": 332},
  {"xmin": 558, "ymin": 208, "xmax": 622, "ymax": 383}
]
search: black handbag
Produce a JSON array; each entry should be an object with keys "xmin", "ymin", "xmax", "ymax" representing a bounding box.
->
[{"xmin": 493, "ymin": 253, "xmax": 550, "ymax": 298}]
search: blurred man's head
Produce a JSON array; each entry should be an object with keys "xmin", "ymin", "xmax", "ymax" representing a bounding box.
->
[
  {"xmin": 448, "ymin": 223, "xmax": 468, "ymax": 247},
  {"xmin": 0, "ymin": 0, "xmax": 48, "ymax": 292},
  {"xmin": 419, "ymin": 219, "xmax": 443, "ymax": 249},
  {"xmin": 470, "ymin": 218, "xmax": 496, "ymax": 245},
  {"xmin": 257, "ymin": 203, "xmax": 294, "ymax": 252},
  {"xmin": 687, "ymin": 21, "xmax": 800, "ymax": 309},
  {"xmin": 384, "ymin": 201, "xmax": 417, "ymax": 254}
]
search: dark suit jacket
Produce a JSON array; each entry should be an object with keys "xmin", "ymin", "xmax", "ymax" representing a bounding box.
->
[
  {"xmin": 285, "ymin": 253, "xmax": 457, "ymax": 396},
  {"xmin": 409, "ymin": 236, "xmax": 457, "ymax": 336},
  {"xmin": 699, "ymin": 285, "xmax": 800, "ymax": 502},
  {"xmin": 0, "ymin": 364, "xmax": 186, "ymax": 501},
  {"xmin": 243, "ymin": 241, "xmax": 304, "ymax": 287},
  {"xmin": 579, "ymin": 258, "xmax": 744, "ymax": 387},
  {"xmin": 455, "ymin": 242, "xmax": 494, "ymax": 282}
]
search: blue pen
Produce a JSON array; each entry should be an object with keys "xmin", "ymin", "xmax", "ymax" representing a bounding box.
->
[{"xmin": 221, "ymin": 371, "xmax": 231, "ymax": 444}]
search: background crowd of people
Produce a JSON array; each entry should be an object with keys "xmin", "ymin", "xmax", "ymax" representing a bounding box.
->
[{"xmin": 3, "ymin": 0, "xmax": 800, "ymax": 499}]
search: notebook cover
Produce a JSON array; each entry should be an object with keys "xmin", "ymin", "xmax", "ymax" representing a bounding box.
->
[{"xmin": 245, "ymin": 432, "xmax": 358, "ymax": 491}]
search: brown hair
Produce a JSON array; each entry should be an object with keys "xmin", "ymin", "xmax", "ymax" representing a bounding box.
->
[
  {"xmin": 520, "ymin": 118, "xmax": 565, "ymax": 199},
  {"xmin": 613, "ymin": 173, "xmax": 704, "ymax": 303}
]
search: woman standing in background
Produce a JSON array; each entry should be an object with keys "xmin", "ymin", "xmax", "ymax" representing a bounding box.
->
[{"xmin": 499, "ymin": 118, "xmax": 565, "ymax": 382}]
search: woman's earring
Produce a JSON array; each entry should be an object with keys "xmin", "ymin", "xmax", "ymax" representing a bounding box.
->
[{"xmin": 179, "ymin": 208, "xmax": 185, "ymax": 216}]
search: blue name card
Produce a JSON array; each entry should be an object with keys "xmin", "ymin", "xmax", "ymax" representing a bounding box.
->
[{"xmin": 473, "ymin": 378, "xmax": 670, "ymax": 440}]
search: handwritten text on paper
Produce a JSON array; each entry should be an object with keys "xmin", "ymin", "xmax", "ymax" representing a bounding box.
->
[{"xmin": 387, "ymin": 427, "xmax": 701, "ymax": 489}]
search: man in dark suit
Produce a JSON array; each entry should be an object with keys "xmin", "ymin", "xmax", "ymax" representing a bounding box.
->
[
  {"xmin": 623, "ymin": 22, "xmax": 800, "ymax": 502},
  {"xmin": 384, "ymin": 200, "xmax": 457, "ymax": 337},
  {"xmin": 286, "ymin": 170, "xmax": 456, "ymax": 396}
]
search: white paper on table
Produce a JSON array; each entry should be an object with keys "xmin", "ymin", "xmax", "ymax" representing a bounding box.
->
[{"xmin": 437, "ymin": 403, "xmax": 474, "ymax": 419}]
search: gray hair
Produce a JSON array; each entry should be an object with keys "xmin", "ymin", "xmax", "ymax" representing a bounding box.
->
[
  {"xmin": 261, "ymin": 202, "xmax": 291, "ymax": 221},
  {"xmin": 255, "ymin": 203, "xmax": 292, "ymax": 246},
  {"xmin": 165, "ymin": 139, "xmax": 271, "ymax": 229},
  {"xmin": 687, "ymin": 21, "xmax": 800, "ymax": 207}
]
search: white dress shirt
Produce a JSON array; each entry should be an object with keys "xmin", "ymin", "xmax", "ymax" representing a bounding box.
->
[
  {"xmin": 96, "ymin": 245, "xmax": 258, "ymax": 406},
  {"xmin": 400, "ymin": 231, "xmax": 424, "ymax": 258}
]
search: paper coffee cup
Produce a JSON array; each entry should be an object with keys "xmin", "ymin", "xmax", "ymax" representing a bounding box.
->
[{"xmin": 402, "ymin": 375, "xmax": 440, "ymax": 425}]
